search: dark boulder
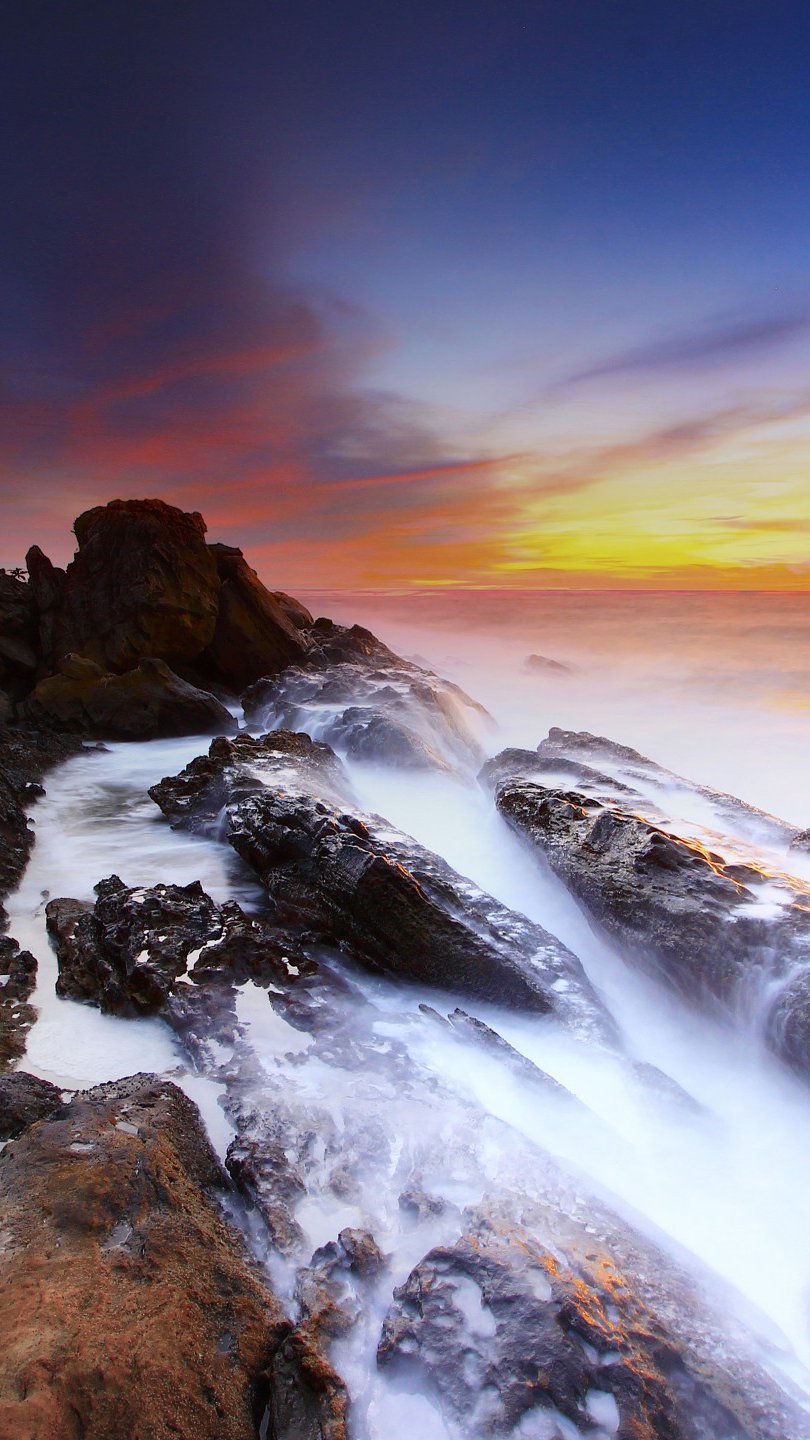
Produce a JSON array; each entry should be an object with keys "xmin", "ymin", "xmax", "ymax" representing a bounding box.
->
[
  {"xmin": 47, "ymin": 874, "xmax": 311, "ymax": 1016},
  {"xmin": 33, "ymin": 498, "xmax": 222, "ymax": 674},
  {"xmin": 0, "ymin": 570, "xmax": 38, "ymax": 699},
  {"xmin": 0, "ymin": 1070, "xmax": 64, "ymax": 1138},
  {"xmin": 0, "ymin": 1073, "xmax": 348, "ymax": 1440},
  {"xmin": 494, "ymin": 780, "xmax": 810, "ymax": 1078},
  {"xmin": 0, "ymin": 936, "xmax": 37, "ymax": 1071},
  {"xmin": 199, "ymin": 543, "xmax": 310, "ymax": 690},
  {"xmin": 21, "ymin": 654, "xmax": 236, "ymax": 739}
]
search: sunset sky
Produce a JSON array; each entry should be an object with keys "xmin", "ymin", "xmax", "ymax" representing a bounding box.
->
[{"xmin": 2, "ymin": 2, "xmax": 810, "ymax": 589}]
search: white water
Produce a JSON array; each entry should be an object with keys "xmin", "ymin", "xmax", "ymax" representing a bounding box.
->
[{"xmin": 6, "ymin": 639, "xmax": 810, "ymax": 1431}]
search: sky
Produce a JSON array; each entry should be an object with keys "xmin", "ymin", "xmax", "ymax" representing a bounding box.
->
[{"xmin": 2, "ymin": 1, "xmax": 810, "ymax": 589}]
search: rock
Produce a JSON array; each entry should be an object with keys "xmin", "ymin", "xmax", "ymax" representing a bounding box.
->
[
  {"xmin": 0, "ymin": 1070, "xmax": 64, "ymax": 1138},
  {"xmin": 0, "ymin": 936, "xmax": 37, "ymax": 1070},
  {"xmin": 33, "ymin": 498, "xmax": 222, "ymax": 674},
  {"xmin": 243, "ymin": 619, "xmax": 491, "ymax": 775},
  {"xmin": 223, "ymin": 788, "xmax": 614, "ymax": 1037},
  {"xmin": 0, "ymin": 1073, "xmax": 348, "ymax": 1439},
  {"xmin": 199, "ymin": 543, "xmax": 311, "ymax": 691},
  {"xmin": 0, "ymin": 571, "xmax": 38, "ymax": 699},
  {"xmin": 273, "ymin": 591, "xmax": 315, "ymax": 629},
  {"xmin": 21, "ymin": 654, "xmax": 237, "ymax": 739},
  {"xmin": 47, "ymin": 874, "xmax": 311, "ymax": 1016},
  {"xmin": 25, "ymin": 544, "xmax": 67, "ymax": 666},
  {"xmin": 377, "ymin": 1201, "xmax": 810, "ymax": 1440},
  {"xmin": 524, "ymin": 652, "xmax": 575, "ymax": 675},
  {"xmin": 149, "ymin": 730, "xmax": 349, "ymax": 833},
  {"xmin": 493, "ymin": 780, "xmax": 810, "ymax": 1078}
]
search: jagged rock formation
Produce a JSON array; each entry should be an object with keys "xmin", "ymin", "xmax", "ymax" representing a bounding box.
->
[
  {"xmin": 200, "ymin": 543, "xmax": 311, "ymax": 691},
  {"xmin": 243, "ymin": 616, "xmax": 491, "ymax": 774},
  {"xmin": 0, "ymin": 1074, "xmax": 348, "ymax": 1440},
  {"xmin": 149, "ymin": 735, "xmax": 614, "ymax": 1038}
]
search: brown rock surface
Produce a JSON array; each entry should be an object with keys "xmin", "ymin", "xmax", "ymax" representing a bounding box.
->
[
  {"xmin": 201, "ymin": 543, "xmax": 310, "ymax": 690},
  {"xmin": 0, "ymin": 1073, "xmax": 348, "ymax": 1440},
  {"xmin": 21, "ymin": 654, "xmax": 237, "ymax": 739},
  {"xmin": 37, "ymin": 498, "xmax": 222, "ymax": 673}
]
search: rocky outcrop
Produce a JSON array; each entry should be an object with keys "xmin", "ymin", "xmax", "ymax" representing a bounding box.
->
[
  {"xmin": 0, "ymin": 1073, "xmax": 348, "ymax": 1440},
  {"xmin": 493, "ymin": 779, "xmax": 810, "ymax": 1078},
  {"xmin": 47, "ymin": 873, "xmax": 312, "ymax": 1016},
  {"xmin": 0, "ymin": 571, "xmax": 38, "ymax": 702},
  {"xmin": 0, "ymin": 1070, "xmax": 64, "ymax": 1138},
  {"xmin": 21, "ymin": 654, "xmax": 236, "ymax": 740},
  {"xmin": 199, "ymin": 543, "xmax": 311, "ymax": 691},
  {"xmin": 243, "ymin": 617, "xmax": 491, "ymax": 774},
  {"xmin": 0, "ymin": 936, "xmax": 37, "ymax": 1070},
  {"xmin": 378, "ymin": 1200, "xmax": 810, "ymax": 1440},
  {"xmin": 148, "ymin": 737, "xmax": 613, "ymax": 1036},
  {"xmin": 149, "ymin": 730, "xmax": 350, "ymax": 832},
  {"xmin": 524, "ymin": 652, "xmax": 575, "ymax": 675},
  {"xmin": 28, "ymin": 498, "xmax": 222, "ymax": 674}
]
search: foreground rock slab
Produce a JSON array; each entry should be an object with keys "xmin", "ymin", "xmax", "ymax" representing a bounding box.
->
[
  {"xmin": 379, "ymin": 1201, "xmax": 810, "ymax": 1440},
  {"xmin": 0, "ymin": 1073, "xmax": 348, "ymax": 1440}
]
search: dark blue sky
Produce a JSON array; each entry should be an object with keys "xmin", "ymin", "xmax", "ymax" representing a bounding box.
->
[{"xmin": 3, "ymin": 2, "xmax": 810, "ymax": 585}]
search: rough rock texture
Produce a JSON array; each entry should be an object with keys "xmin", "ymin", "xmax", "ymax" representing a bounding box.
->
[
  {"xmin": 200, "ymin": 543, "xmax": 311, "ymax": 690},
  {"xmin": 0, "ymin": 937, "xmax": 38, "ymax": 1070},
  {"xmin": 243, "ymin": 617, "xmax": 491, "ymax": 774},
  {"xmin": 48, "ymin": 873, "xmax": 311, "ymax": 1016},
  {"xmin": 29, "ymin": 498, "xmax": 222, "ymax": 674},
  {"xmin": 494, "ymin": 779, "xmax": 810, "ymax": 1077},
  {"xmin": 378, "ymin": 1202, "xmax": 810, "ymax": 1440},
  {"xmin": 226, "ymin": 791, "xmax": 613, "ymax": 1036},
  {"xmin": 0, "ymin": 1070, "xmax": 64, "ymax": 1138},
  {"xmin": 0, "ymin": 1073, "xmax": 348, "ymax": 1440},
  {"xmin": 22, "ymin": 654, "xmax": 236, "ymax": 739}
]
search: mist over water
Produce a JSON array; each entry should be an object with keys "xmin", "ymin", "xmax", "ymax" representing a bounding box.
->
[
  {"xmin": 302, "ymin": 588, "xmax": 810, "ymax": 827},
  {"xmin": 7, "ymin": 587, "xmax": 810, "ymax": 1434}
]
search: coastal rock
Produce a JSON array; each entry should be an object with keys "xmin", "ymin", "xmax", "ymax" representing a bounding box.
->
[
  {"xmin": 524, "ymin": 652, "xmax": 575, "ymax": 675},
  {"xmin": 225, "ymin": 789, "xmax": 614, "ymax": 1036},
  {"xmin": 30, "ymin": 499, "xmax": 222, "ymax": 674},
  {"xmin": 243, "ymin": 618, "xmax": 491, "ymax": 774},
  {"xmin": 0, "ymin": 1073, "xmax": 348, "ymax": 1440},
  {"xmin": 149, "ymin": 730, "xmax": 349, "ymax": 833},
  {"xmin": 493, "ymin": 779, "xmax": 810, "ymax": 1076},
  {"xmin": 199, "ymin": 543, "xmax": 311, "ymax": 691},
  {"xmin": 47, "ymin": 874, "xmax": 309, "ymax": 1016},
  {"xmin": 0, "ymin": 936, "xmax": 37, "ymax": 1070},
  {"xmin": 0, "ymin": 571, "xmax": 38, "ymax": 699},
  {"xmin": 21, "ymin": 654, "xmax": 236, "ymax": 739},
  {"xmin": 378, "ymin": 1201, "xmax": 809, "ymax": 1440},
  {"xmin": 0, "ymin": 1070, "xmax": 64, "ymax": 1138}
]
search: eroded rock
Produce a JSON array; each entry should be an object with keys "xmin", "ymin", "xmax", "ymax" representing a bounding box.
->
[
  {"xmin": 0, "ymin": 1073, "xmax": 348, "ymax": 1440},
  {"xmin": 21, "ymin": 654, "xmax": 237, "ymax": 740},
  {"xmin": 0, "ymin": 1070, "xmax": 64, "ymax": 1138}
]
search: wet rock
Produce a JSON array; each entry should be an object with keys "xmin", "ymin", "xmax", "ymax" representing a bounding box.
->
[
  {"xmin": 0, "ymin": 726, "xmax": 82, "ymax": 910},
  {"xmin": 243, "ymin": 619, "xmax": 491, "ymax": 774},
  {"xmin": 225, "ymin": 788, "xmax": 614, "ymax": 1035},
  {"xmin": 445, "ymin": 1007, "xmax": 583, "ymax": 1107},
  {"xmin": 47, "ymin": 874, "xmax": 308, "ymax": 1016},
  {"xmin": 226, "ymin": 1131, "xmax": 308, "ymax": 1253},
  {"xmin": 149, "ymin": 730, "xmax": 349, "ymax": 833},
  {"xmin": 0, "ymin": 937, "xmax": 37, "ymax": 1071},
  {"xmin": 0, "ymin": 1072, "xmax": 348, "ymax": 1440},
  {"xmin": 0, "ymin": 1070, "xmax": 64, "ymax": 1138},
  {"xmin": 296, "ymin": 1229, "xmax": 387, "ymax": 1342},
  {"xmin": 31, "ymin": 498, "xmax": 222, "ymax": 674},
  {"xmin": 378, "ymin": 1202, "xmax": 810, "ymax": 1440},
  {"xmin": 199, "ymin": 543, "xmax": 311, "ymax": 691},
  {"xmin": 494, "ymin": 780, "xmax": 810, "ymax": 1077},
  {"xmin": 22, "ymin": 654, "xmax": 237, "ymax": 739}
]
